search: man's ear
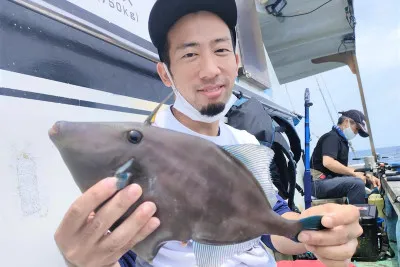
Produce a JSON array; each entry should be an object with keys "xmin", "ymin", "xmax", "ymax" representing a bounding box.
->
[
  {"xmin": 235, "ymin": 53, "xmax": 240, "ymax": 75},
  {"xmin": 156, "ymin": 62, "xmax": 172, "ymax": 87}
]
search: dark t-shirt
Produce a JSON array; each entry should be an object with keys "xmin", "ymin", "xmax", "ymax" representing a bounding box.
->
[{"xmin": 310, "ymin": 127, "xmax": 349, "ymax": 177}]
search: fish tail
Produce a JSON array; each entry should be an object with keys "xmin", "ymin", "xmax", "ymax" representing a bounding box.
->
[
  {"xmin": 292, "ymin": 215, "xmax": 327, "ymax": 242},
  {"xmin": 193, "ymin": 238, "xmax": 261, "ymax": 267}
]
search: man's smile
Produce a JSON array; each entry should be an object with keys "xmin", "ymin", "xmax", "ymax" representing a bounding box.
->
[{"xmin": 198, "ymin": 84, "xmax": 225, "ymax": 99}]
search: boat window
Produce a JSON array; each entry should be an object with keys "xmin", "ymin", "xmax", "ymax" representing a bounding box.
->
[{"xmin": 236, "ymin": 0, "xmax": 271, "ymax": 89}]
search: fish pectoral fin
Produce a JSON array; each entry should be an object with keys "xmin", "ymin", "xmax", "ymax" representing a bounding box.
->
[
  {"xmin": 219, "ymin": 144, "xmax": 278, "ymax": 207},
  {"xmin": 114, "ymin": 158, "xmax": 142, "ymax": 190},
  {"xmin": 192, "ymin": 238, "xmax": 261, "ymax": 267},
  {"xmin": 115, "ymin": 159, "xmax": 134, "ymax": 190}
]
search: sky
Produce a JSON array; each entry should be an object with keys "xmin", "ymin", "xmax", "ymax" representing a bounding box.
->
[{"xmin": 271, "ymin": 0, "xmax": 400, "ymax": 153}]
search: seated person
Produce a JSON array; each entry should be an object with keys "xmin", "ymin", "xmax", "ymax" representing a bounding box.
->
[{"xmin": 310, "ymin": 109, "xmax": 380, "ymax": 204}]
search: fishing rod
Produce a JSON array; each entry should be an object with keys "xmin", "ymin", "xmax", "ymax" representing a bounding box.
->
[
  {"xmin": 304, "ymin": 88, "xmax": 313, "ymax": 209},
  {"xmin": 315, "ymin": 76, "xmax": 335, "ymax": 124},
  {"xmin": 312, "ymin": 51, "xmax": 378, "ymax": 163},
  {"xmin": 314, "ymin": 75, "xmax": 358, "ymax": 159},
  {"xmin": 284, "ymin": 84, "xmax": 296, "ymax": 112},
  {"xmin": 320, "ymin": 74, "xmax": 339, "ymax": 115}
]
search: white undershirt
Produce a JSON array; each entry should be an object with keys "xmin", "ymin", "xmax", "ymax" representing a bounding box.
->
[{"xmin": 135, "ymin": 106, "xmax": 277, "ymax": 267}]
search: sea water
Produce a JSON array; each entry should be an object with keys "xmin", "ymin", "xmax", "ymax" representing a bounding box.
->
[{"xmin": 348, "ymin": 145, "xmax": 400, "ymax": 166}]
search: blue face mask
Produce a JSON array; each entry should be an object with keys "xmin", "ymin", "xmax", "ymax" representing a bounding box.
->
[{"xmin": 343, "ymin": 119, "xmax": 357, "ymax": 140}]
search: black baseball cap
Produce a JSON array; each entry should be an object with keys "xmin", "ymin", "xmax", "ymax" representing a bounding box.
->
[
  {"xmin": 148, "ymin": 0, "xmax": 238, "ymax": 62},
  {"xmin": 339, "ymin": 109, "xmax": 369, "ymax": 137}
]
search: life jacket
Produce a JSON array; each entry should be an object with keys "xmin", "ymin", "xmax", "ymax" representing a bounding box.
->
[{"xmin": 226, "ymin": 95, "xmax": 304, "ymax": 211}]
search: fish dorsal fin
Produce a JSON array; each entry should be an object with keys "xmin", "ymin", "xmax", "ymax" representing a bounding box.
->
[
  {"xmin": 144, "ymin": 91, "xmax": 174, "ymax": 125},
  {"xmin": 220, "ymin": 144, "xmax": 278, "ymax": 207},
  {"xmin": 193, "ymin": 238, "xmax": 261, "ymax": 267}
]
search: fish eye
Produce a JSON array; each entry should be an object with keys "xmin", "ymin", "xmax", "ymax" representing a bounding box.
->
[{"xmin": 127, "ymin": 130, "xmax": 143, "ymax": 144}]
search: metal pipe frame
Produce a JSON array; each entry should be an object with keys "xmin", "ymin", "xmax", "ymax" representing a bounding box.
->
[
  {"xmin": 8, "ymin": 0, "xmax": 299, "ymax": 120},
  {"xmin": 352, "ymin": 52, "xmax": 378, "ymax": 162},
  {"xmin": 8, "ymin": 0, "xmax": 160, "ymax": 63}
]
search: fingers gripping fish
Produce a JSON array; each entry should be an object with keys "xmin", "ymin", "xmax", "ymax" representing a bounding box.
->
[{"xmin": 48, "ymin": 95, "xmax": 325, "ymax": 267}]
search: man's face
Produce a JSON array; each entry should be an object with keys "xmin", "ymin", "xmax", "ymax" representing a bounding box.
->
[
  {"xmin": 157, "ymin": 11, "xmax": 239, "ymax": 116},
  {"xmin": 346, "ymin": 119, "xmax": 359, "ymax": 135}
]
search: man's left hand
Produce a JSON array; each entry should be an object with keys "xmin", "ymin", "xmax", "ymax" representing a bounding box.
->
[{"xmin": 297, "ymin": 203, "xmax": 363, "ymax": 267}]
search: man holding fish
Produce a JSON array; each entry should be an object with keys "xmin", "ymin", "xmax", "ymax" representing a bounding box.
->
[{"xmin": 53, "ymin": 0, "xmax": 363, "ymax": 266}]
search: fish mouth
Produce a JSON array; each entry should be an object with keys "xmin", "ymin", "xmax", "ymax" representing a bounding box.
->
[
  {"xmin": 48, "ymin": 121, "xmax": 63, "ymax": 142},
  {"xmin": 49, "ymin": 122, "xmax": 60, "ymax": 135}
]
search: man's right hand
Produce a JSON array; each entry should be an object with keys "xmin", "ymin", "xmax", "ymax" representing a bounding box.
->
[
  {"xmin": 54, "ymin": 177, "xmax": 160, "ymax": 267},
  {"xmin": 353, "ymin": 172, "xmax": 367, "ymax": 183}
]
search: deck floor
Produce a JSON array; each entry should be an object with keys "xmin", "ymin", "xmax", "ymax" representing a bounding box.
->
[
  {"xmin": 352, "ymin": 241, "xmax": 398, "ymax": 267},
  {"xmin": 353, "ymin": 259, "xmax": 397, "ymax": 267}
]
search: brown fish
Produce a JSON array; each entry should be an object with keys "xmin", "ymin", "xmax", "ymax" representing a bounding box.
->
[{"xmin": 48, "ymin": 114, "xmax": 325, "ymax": 267}]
